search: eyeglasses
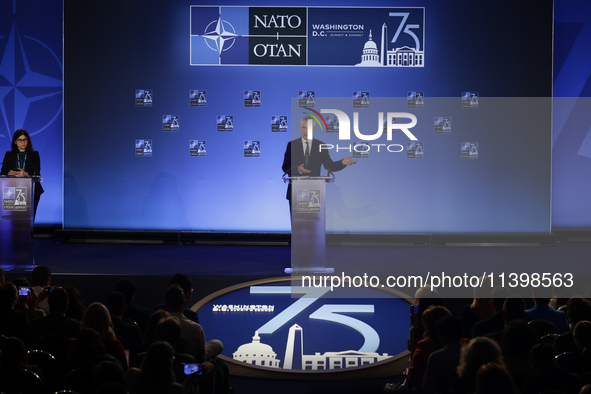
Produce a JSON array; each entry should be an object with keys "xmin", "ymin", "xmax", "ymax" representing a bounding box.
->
[{"xmin": 16, "ymin": 138, "xmax": 28, "ymax": 143}]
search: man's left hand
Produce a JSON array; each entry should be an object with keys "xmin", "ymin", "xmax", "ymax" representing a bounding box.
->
[{"xmin": 341, "ymin": 156, "xmax": 358, "ymax": 166}]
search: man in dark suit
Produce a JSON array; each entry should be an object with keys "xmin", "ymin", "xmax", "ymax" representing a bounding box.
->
[
  {"xmin": 28, "ymin": 287, "xmax": 81, "ymax": 345},
  {"xmin": 282, "ymin": 116, "xmax": 357, "ymax": 203},
  {"xmin": 116, "ymin": 278, "xmax": 150, "ymax": 334},
  {"xmin": 106, "ymin": 291, "xmax": 143, "ymax": 350}
]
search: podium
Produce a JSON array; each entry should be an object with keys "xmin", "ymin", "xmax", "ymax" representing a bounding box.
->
[
  {"xmin": 284, "ymin": 175, "xmax": 334, "ymax": 274},
  {"xmin": 0, "ymin": 176, "xmax": 39, "ymax": 268}
]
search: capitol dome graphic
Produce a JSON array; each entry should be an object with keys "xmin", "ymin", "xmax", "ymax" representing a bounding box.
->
[
  {"xmin": 356, "ymin": 30, "xmax": 381, "ymax": 66},
  {"xmin": 233, "ymin": 331, "xmax": 280, "ymax": 368}
]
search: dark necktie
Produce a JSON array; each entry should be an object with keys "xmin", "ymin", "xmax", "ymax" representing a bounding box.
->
[{"xmin": 304, "ymin": 141, "xmax": 310, "ymax": 169}]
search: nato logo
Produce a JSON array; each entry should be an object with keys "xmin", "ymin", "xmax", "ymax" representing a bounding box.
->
[
  {"xmin": 244, "ymin": 140, "xmax": 261, "ymax": 157},
  {"xmin": 163, "ymin": 115, "xmax": 180, "ymax": 132},
  {"xmin": 434, "ymin": 117, "xmax": 451, "ymax": 134},
  {"xmin": 383, "ymin": 116, "xmax": 396, "ymax": 134},
  {"xmin": 272, "ymin": 116, "xmax": 288, "ymax": 132},
  {"xmin": 298, "ymin": 91, "xmax": 315, "ymax": 107},
  {"xmin": 297, "ymin": 189, "xmax": 321, "ymax": 213},
  {"xmin": 135, "ymin": 140, "xmax": 152, "ymax": 157},
  {"xmin": 0, "ymin": 21, "xmax": 63, "ymax": 141},
  {"xmin": 3, "ymin": 187, "xmax": 15, "ymax": 211},
  {"xmin": 326, "ymin": 116, "xmax": 335, "ymax": 133},
  {"xmin": 217, "ymin": 115, "xmax": 234, "ymax": 132},
  {"xmin": 462, "ymin": 92, "xmax": 479, "ymax": 109},
  {"xmin": 3, "ymin": 187, "xmax": 26, "ymax": 211},
  {"xmin": 190, "ymin": 6, "xmax": 307, "ymax": 66},
  {"xmin": 352, "ymin": 142, "xmax": 369, "ymax": 159},
  {"xmin": 407, "ymin": 91, "xmax": 424, "ymax": 109},
  {"xmin": 353, "ymin": 92, "xmax": 370, "ymax": 108},
  {"xmin": 407, "ymin": 142, "xmax": 423, "ymax": 159},
  {"xmin": 190, "ymin": 90, "xmax": 207, "ymax": 107},
  {"xmin": 190, "ymin": 140, "xmax": 206, "ymax": 157},
  {"xmin": 135, "ymin": 89, "xmax": 152, "ymax": 107},
  {"xmin": 244, "ymin": 90, "xmax": 261, "ymax": 107},
  {"xmin": 461, "ymin": 142, "xmax": 478, "ymax": 159}
]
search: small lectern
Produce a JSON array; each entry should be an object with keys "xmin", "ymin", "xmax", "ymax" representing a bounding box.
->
[{"xmin": 0, "ymin": 176, "xmax": 40, "ymax": 267}]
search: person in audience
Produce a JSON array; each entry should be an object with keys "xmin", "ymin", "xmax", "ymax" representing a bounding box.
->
[
  {"xmin": 0, "ymin": 282, "xmax": 29, "ymax": 339},
  {"xmin": 581, "ymin": 384, "xmax": 591, "ymax": 394},
  {"xmin": 28, "ymin": 287, "xmax": 81, "ymax": 345},
  {"xmin": 563, "ymin": 320, "xmax": 591, "ymax": 376},
  {"xmin": 460, "ymin": 276, "xmax": 494, "ymax": 338},
  {"xmin": 0, "ymin": 336, "xmax": 47, "ymax": 387},
  {"xmin": 555, "ymin": 297, "xmax": 591, "ymax": 354},
  {"xmin": 448, "ymin": 337, "xmax": 504, "ymax": 394},
  {"xmin": 407, "ymin": 305, "xmax": 452, "ymax": 391},
  {"xmin": 129, "ymin": 309, "xmax": 170, "ymax": 367},
  {"xmin": 134, "ymin": 317, "xmax": 198, "ymax": 385},
  {"xmin": 164, "ymin": 284, "xmax": 222, "ymax": 363},
  {"xmin": 125, "ymin": 341, "xmax": 198, "ymax": 394},
  {"xmin": 144, "ymin": 310, "xmax": 170, "ymax": 346},
  {"xmin": 525, "ymin": 286, "xmax": 570, "ymax": 333},
  {"xmin": 65, "ymin": 285, "xmax": 87, "ymax": 321},
  {"xmin": 500, "ymin": 320, "xmax": 538, "ymax": 390},
  {"xmin": 94, "ymin": 360, "xmax": 126, "ymax": 391},
  {"xmin": 116, "ymin": 278, "xmax": 150, "ymax": 334},
  {"xmin": 422, "ymin": 315, "xmax": 465, "ymax": 394},
  {"xmin": 67, "ymin": 328, "xmax": 121, "ymax": 371},
  {"xmin": 474, "ymin": 362, "xmax": 519, "ymax": 394},
  {"xmin": 156, "ymin": 273, "xmax": 200, "ymax": 324},
  {"xmin": 408, "ymin": 286, "xmax": 445, "ymax": 355},
  {"xmin": 82, "ymin": 302, "xmax": 128, "ymax": 370},
  {"xmin": 31, "ymin": 265, "xmax": 52, "ymax": 314},
  {"xmin": 522, "ymin": 343, "xmax": 582, "ymax": 394},
  {"xmin": 472, "ymin": 287, "xmax": 510, "ymax": 338},
  {"xmin": 486, "ymin": 296, "xmax": 526, "ymax": 344},
  {"xmin": 0, "ymin": 268, "xmax": 4, "ymax": 283},
  {"xmin": 11, "ymin": 277, "xmax": 41, "ymax": 320},
  {"xmin": 106, "ymin": 291, "xmax": 143, "ymax": 350}
]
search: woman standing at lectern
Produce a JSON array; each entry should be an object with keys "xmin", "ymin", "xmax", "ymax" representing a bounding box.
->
[{"xmin": 1, "ymin": 129, "xmax": 44, "ymax": 219}]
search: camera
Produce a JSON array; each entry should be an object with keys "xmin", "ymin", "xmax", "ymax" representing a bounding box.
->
[
  {"xmin": 18, "ymin": 287, "xmax": 31, "ymax": 296},
  {"xmin": 182, "ymin": 363, "xmax": 203, "ymax": 375}
]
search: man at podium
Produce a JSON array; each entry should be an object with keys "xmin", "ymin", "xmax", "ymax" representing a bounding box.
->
[{"xmin": 282, "ymin": 116, "xmax": 357, "ymax": 202}]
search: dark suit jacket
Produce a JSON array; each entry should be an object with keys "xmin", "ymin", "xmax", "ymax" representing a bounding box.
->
[
  {"xmin": 111, "ymin": 316, "xmax": 143, "ymax": 349},
  {"xmin": 123, "ymin": 302, "xmax": 150, "ymax": 334},
  {"xmin": 282, "ymin": 138, "xmax": 346, "ymax": 199},
  {"xmin": 27, "ymin": 312, "xmax": 81, "ymax": 344},
  {"xmin": 1, "ymin": 150, "xmax": 44, "ymax": 194},
  {"xmin": 471, "ymin": 311, "xmax": 505, "ymax": 338}
]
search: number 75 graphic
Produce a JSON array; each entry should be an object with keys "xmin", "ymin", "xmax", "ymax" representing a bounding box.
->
[{"xmin": 251, "ymin": 286, "xmax": 380, "ymax": 352}]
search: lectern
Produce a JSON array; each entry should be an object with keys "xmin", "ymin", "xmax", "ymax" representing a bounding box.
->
[
  {"xmin": 0, "ymin": 176, "xmax": 39, "ymax": 267},
  {"xmin": 284, "ymin": 175, "xmax": 334, "ymax": 274}
]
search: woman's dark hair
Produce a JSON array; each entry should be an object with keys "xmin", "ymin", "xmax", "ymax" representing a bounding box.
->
[
  {"xmin": 72, "ymin": 328, "xmax": 106, "ymax": 358},
  {"xmin": 65, "ymin": 286, "xmax": 87, "ymax": 321},
  {"xmin": 138, "ymin": 341, "xmax": 176, "ymax": 393},
  {"xmin": 11, "ymin": 129, "xmax": 33, "ymax": 152}
]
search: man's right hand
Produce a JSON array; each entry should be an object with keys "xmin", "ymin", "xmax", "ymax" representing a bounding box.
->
[{"xmin": 298, "ymin": 163, "xmax": 311, "ymax": 174}]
